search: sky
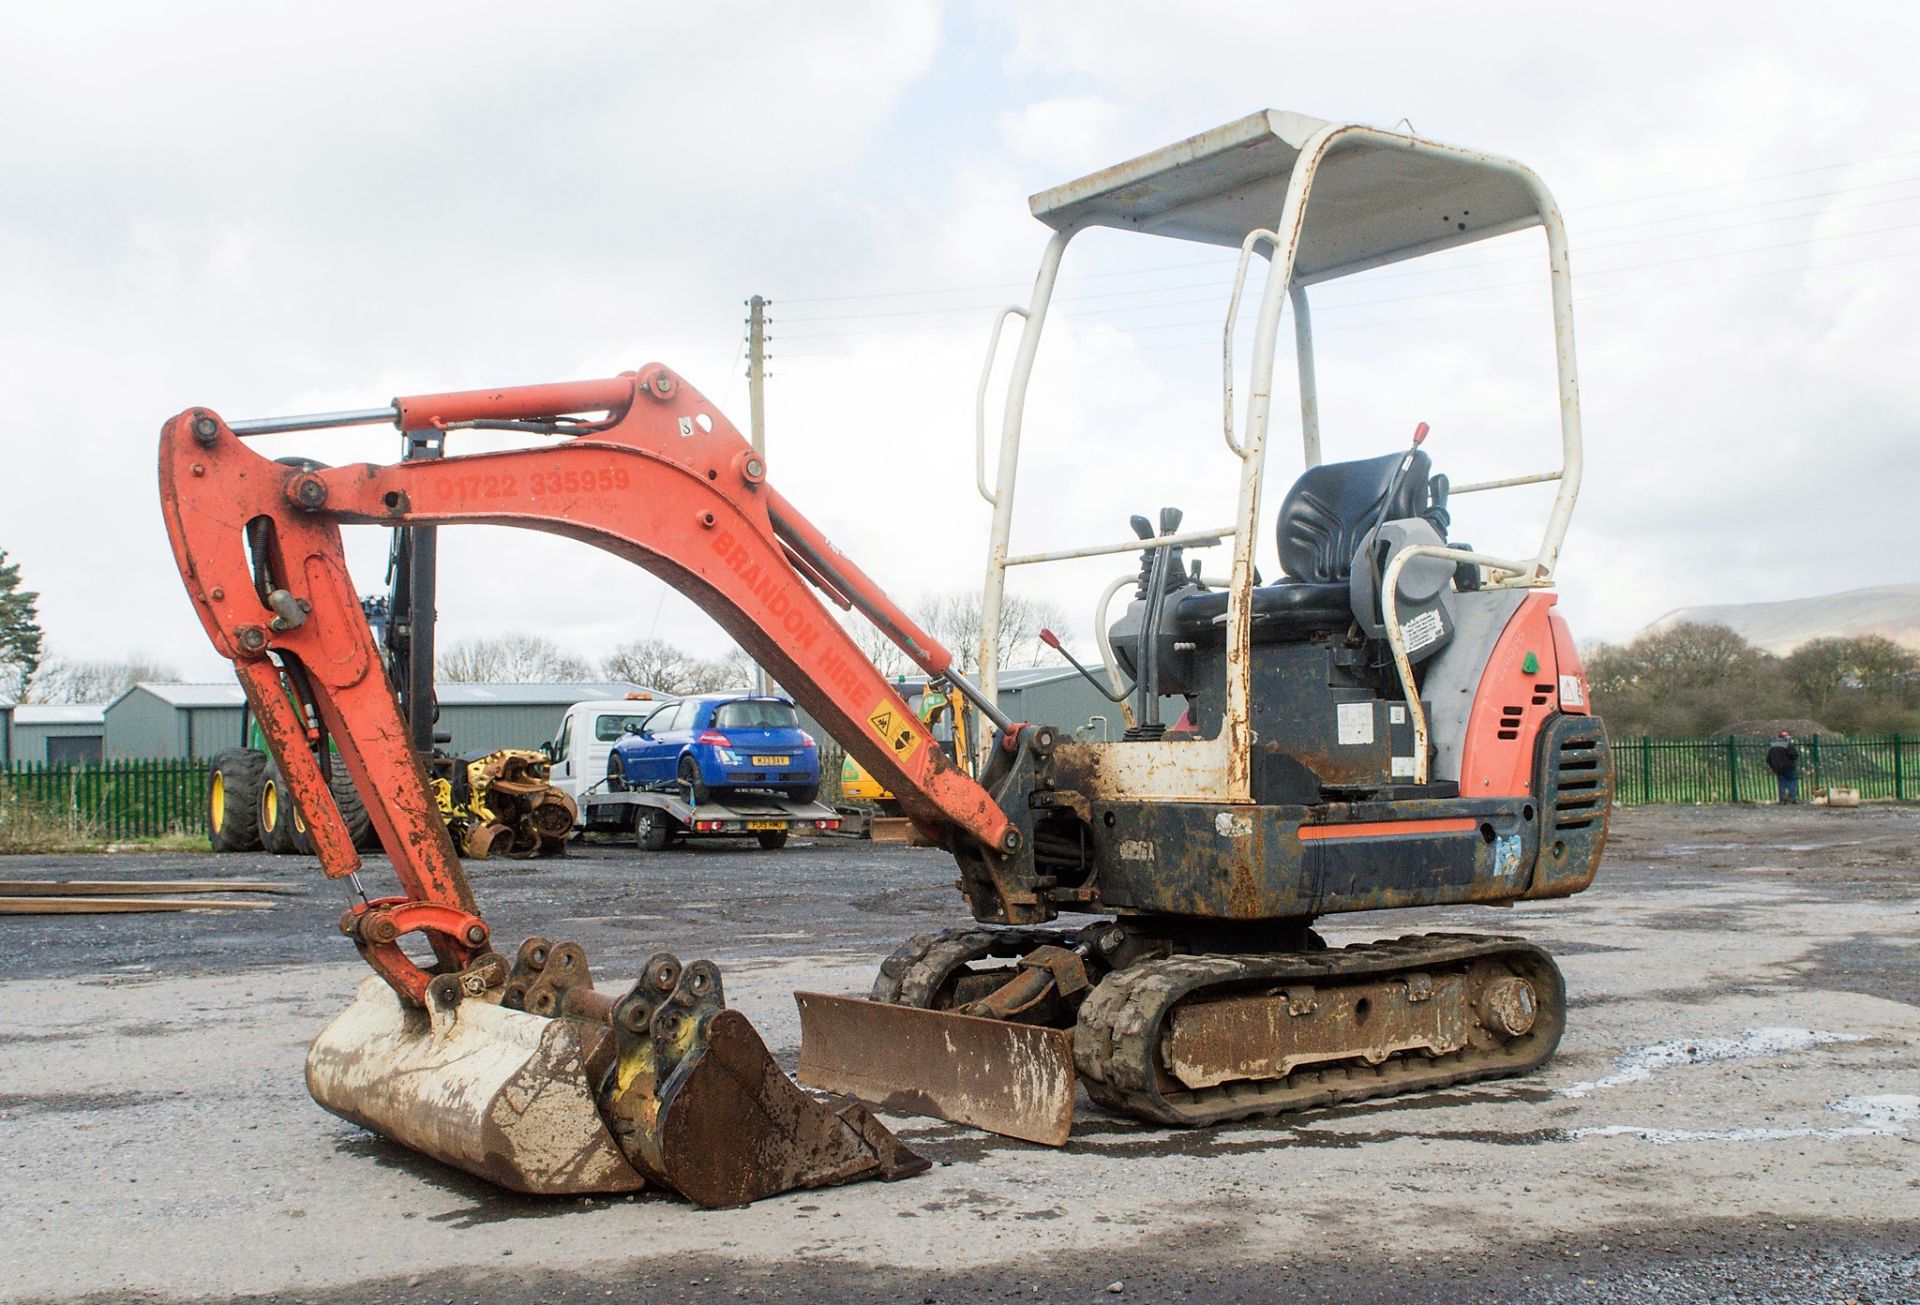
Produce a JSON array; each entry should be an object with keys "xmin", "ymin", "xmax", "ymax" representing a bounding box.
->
[{"xmin": 3, "ymin": 1, "xmax": 1916, "ymax": 685}]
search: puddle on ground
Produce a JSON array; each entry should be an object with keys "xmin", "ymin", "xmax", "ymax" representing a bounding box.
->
[
  {"xmin": 1571, "ymin": 1094, "xmax": 1919, "ymax": 1146},
  {"xmin": 1560, "ymin": 1026, "xmax": 1865, "ymax": 1098}
]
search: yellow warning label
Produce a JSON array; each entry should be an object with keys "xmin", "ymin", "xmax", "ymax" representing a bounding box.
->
[{"xmin": 867, "ymin": 701, "xmax": 923, "ymax": 762}]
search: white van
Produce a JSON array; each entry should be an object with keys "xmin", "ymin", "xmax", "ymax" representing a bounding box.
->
[{"xmin": 545, "ymin": 696, "xmax": 675, "ymax": 819}]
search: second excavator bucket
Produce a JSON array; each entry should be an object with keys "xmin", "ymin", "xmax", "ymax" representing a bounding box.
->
[
  {"xmin": 794, "ymin": 992, "xmax": 1077, "ymax": 1146},
  {"xmin": 308, "ymin": 946, "xmax": 927, "ymax": 1207}
]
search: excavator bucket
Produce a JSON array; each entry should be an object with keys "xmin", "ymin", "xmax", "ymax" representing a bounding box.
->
[
  {"xmin": 308, "ymin": 946, "xmax": 927, "ymax": 1206},
  {"xmin": 794, "ymin": 992, "xmax": 1077, "ymax": 1146},
  {"xmin": 308, "ymin": 976, "xmax": 645, "ymax": 1195}
]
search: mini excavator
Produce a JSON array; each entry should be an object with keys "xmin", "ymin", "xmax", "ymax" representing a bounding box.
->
[{"xmin": 156, "ymin": 111, "xmax": 1611, "ymax": 1205}]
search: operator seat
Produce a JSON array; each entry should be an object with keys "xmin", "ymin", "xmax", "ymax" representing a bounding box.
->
[{"xmin": 1172, "ymin": 449, "xmax": 1436, "ymax": 644}]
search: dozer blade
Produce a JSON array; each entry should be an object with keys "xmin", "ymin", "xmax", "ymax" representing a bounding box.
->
[
  {"xmin": 794, "ymin": 992, "xmax": 1077, "ymax": 1146},
  {"xmin": 307, "ymin": 977, "xmax": 646, "ymax": 1195}
]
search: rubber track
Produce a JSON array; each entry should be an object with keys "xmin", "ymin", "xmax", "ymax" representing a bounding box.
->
[
  {"xmin": 1073, "ymin": 932, "xmax": 1566, "ymax": 1127},
  {"xmin": 870, "ymin": 926, "xmax": 1081, "ymax": 1007}
]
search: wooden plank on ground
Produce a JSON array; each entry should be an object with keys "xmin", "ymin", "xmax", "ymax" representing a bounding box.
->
[
  {"xmin": 0, "ymin": 896, "xmax": 277, "ymax": 915},
  {"xmin": 0, "ymin": 880, "xmax": 291, "ymax": 896}
]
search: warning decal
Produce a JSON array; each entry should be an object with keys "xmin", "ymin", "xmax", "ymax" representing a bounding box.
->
[{"xmin": 867, "ymin": 701, "xmax": 923, "ymax": 762}]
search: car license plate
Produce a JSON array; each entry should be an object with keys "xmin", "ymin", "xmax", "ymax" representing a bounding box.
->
[
  {"xmin": 751, "ymin": 755, "xmax": 790, "ymax": 766},
  {"xmin": 746, "ymin": 820, "xmax": 786, "ymax": 831}
]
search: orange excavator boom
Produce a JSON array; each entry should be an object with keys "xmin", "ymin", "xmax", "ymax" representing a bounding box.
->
[
  {"xmin": 160, "ymin": 364, "xmax": 1014, "ymax": 1001},
  {"xmin": 156, "ymin": 364, "xmax": 1022, "ymax": 1203}
]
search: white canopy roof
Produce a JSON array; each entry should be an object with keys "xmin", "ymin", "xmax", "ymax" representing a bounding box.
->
[{"xmin": 1028, "ymin": 110, "xmax": 1546, "ymax": 283}]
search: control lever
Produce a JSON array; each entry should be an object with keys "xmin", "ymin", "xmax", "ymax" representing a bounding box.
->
[
  {"xmin": 1366, "ymin": 422, "xmax": 1432, "ymax": 621},
  {"xmin": 1040, "ymin": 629, "xmax": 1131, "ymax": 704},
  {"xmin": 1134, "ymin": 506, "xmax": 1185, "ymax": 733}
]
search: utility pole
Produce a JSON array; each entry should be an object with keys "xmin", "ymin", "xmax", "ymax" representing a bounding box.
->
[
  {"xmin": 747, "ymin": 294, "xmax": 768, "ymax": 460},
  {"xmin": 746, "ymin": 295, "xmax": 770, "ymax": 695}
]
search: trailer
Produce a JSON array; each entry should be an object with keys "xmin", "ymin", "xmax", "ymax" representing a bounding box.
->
[{"xmin": 580, "ymin": 782, "xmax": 841, "ymax": 851}]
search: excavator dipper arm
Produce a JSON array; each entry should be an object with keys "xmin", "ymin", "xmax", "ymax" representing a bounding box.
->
[
  {"xmin": 153, "ymin": 364, "xmax": 1032, "ymax": 1203},
  {"xmin": 159, "ymin": 363, "xmax": 1016, "ymax": 1000}
]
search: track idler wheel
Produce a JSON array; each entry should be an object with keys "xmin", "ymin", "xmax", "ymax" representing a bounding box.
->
[{"xmin": 596, "ymin": 953, "xmax": 928, "ymax": 1207}]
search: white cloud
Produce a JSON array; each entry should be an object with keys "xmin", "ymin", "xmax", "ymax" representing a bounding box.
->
[
  {"xmin": 994, "ymin": 95, "xmax": 1129, "ymax": 171},
  {"xmin": 1, "ymin": 0, "xmax": 1915, "ymax": 696}
]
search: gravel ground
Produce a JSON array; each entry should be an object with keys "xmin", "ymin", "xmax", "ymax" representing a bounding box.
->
[{"xmin": 2, "ymin": 804, "xmax": 1917, "ymax": 1304}]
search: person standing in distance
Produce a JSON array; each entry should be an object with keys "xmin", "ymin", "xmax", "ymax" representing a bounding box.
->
[{"xmin": 1766, "ymin": 730, "xmax": 1800, "ymax": 804}]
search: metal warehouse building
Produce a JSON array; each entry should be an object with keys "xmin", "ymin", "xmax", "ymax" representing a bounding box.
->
[
  {"xmin": 431, "ymin": 683, "xmax": 651, "ymax": 755},
  {"xmin": 7, "ymin": 704, "xmax": 107, "ymax": 764},
  {"xmin": 105, "ymin": 684, "xmax": 247, "ymax": 759},
  {"xmin": 991, "ymin": 666, "xmax": 1128, "ymax": 742},
  {"xmin": 796, "ymin": 665, "xmax": 1127, "ymax": 753},
  {"xmin": 101, "ymin": 681, "xmax": 652, "ymax": 760}
]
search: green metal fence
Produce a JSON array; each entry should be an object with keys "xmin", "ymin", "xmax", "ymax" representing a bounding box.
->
[
  {"xmin": 0, "ymin": 737, "xmax": 1911, "ymax": 842},
  {"xmin": 1, "ymin": 759, "xmax": 211, "ymax": 840},
  {"xmin": 1614, "ymin": 734, "xmax": 1917, "ymax": 806}
]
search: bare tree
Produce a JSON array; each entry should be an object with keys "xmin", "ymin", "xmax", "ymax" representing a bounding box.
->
[
  {"xmin": 25, "ymin": 655, "xmax": 179, "ymax": 704},
  {"xmin": 840, "ymin": 611, "xmax": 912, "ymax": 679},
  {"xmin": 438, "ymin": 633, "xmax": 594, "ymax": 683},
  {"xmin": 601, "ymin": 638, "xmax": 704, "ymax": 694},
  {"xmin": 915, "ymin": 590, "xmax": 1071, "ymax": 676},
  {"xmin": 704, "ymin": 646, "xmax": 761, "ymax": 692},
  {"xmin": 601, "ymin": 639, "xmax": 758, "ymax": 694}
]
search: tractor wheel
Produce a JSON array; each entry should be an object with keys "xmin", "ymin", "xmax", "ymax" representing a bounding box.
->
[
  {"xmin": 678, "ymin": 755, "xmax": 711, "ymax": 806},
  {"xmin": 258, "ymin": 763, "xmax": 298, "ymax": 855},
  {"xmin": 755, "ymin": 830, "xmax": 790, "ymax": 851},
  {"xmin": 328, "ymin": 763, "xmax": 377, "ymax": 850},
  {"xmin": 207, "ymin": 749, "xmax": 267, "ymax": 852},
  {"xmin": 634, "ymin": 807, "xmax": 671, "ymax": 852},
  {"xmin": 289, "ymin": 792, "xmax": 314, "ymax": 856}
]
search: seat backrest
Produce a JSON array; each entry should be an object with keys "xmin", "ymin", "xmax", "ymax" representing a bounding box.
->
[{"xmin": 1275, "ymin": 449, "xmax": 1431, "ymax": 583}]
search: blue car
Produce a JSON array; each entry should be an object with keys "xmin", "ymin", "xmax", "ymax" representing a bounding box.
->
[{"xmin": 607, "ymin": 694, "xmax": 820, "ymax": 804}]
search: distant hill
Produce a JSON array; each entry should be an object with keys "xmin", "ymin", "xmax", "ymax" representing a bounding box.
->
[{"xmin": 1641, "ymin": 583, "xmax": 1920, "ymax": 656}]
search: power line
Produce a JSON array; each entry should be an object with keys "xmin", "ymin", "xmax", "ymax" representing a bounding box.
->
[
  {"xmin": 1565, "ymin": 144, "xmax": 1920, "ymax": 212},
  {"xmin": 1110, "ymin": 246, "xmax": 1920, "ymax": 353},
  {"xmin": 1054, "ymin": 204, "xmax": 1920, "ymax": 328},
  {"xmin": 1577, "ymin": 171, "xmax": 1920, "ymax": 235},
  {"xmin": 773, "ymin": 144, "xmax": 1920, "ymax": 311},
  {"xmin": 778, "ymin": 177, "xmax": 1920, "ymax": 330},
  {"xmin": 775, "ymin": 214, "xmax": 1920, "ymax": 345},
  {"xmin": 777, "ymin": 241, "xmax": 1920, "ymax": 359}
]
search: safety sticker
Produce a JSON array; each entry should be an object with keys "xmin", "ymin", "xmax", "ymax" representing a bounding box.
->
[
  {"xmin": 1400, "ymin": 608, "xmax": 1445, "ymax": 654},
  {"xmin": 1336, "ymin": 701, "xmax": 1375, "ymax": 746},
  {"xmin": 1558, "ymin": 674, "xmax": 1585, "ymax": 708},
  {"xmin": 867, "ymin": 702, "xmax": 923, "ymax": 761}
]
